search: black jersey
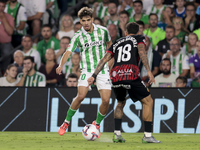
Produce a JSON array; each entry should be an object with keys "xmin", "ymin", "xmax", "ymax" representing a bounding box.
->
[{"xmin": 107, "ymin": 34, "xmax": 146, "ymax": 82}]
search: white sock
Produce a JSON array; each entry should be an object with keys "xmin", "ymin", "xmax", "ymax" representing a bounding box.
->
[
  {"xmin": 114, "ymin": 130, "xmax": 121, "ymax": 136},
  {"xmin": 64, "ymin": 119, "xmax": 70, "ymax": 124},
  {"xmin": 144, "ymin": 132, "xmax": 152, "ymax": 137}
]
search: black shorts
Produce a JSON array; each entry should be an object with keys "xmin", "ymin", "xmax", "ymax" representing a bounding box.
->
[{"xmin": 112, "ymin": 77, "xmax": 150, "ymax": 102}]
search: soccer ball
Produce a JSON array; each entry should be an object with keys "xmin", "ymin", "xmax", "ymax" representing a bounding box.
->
[{"xmin": 82, "ymin": 124, "xmax": 99, "ymax": 141}]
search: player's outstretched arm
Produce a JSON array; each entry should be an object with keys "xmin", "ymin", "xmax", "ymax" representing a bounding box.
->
[
  {"xmin": 87, "ymin": 52, "xmax": 112, "ymax": 86},
  {"xmin": 56, "ymin": 51, "xmax": 72, "ymax": 75},
  {"xmin": 138, "ymin": 43, "xmax": 155, "ymax": 85}
]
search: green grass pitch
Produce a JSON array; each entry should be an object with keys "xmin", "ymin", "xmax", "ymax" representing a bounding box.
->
[{"xmin": 0, "ymin": 132, "xmax": 199, "ymax": 150}]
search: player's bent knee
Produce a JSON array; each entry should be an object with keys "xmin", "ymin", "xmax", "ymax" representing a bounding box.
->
[
  {"xmin": 102, "ymin": 99, "xmax": 110, "ymax": 106},
  {"xmin": 76, "ymin": 94, "xmax": 86, "ymax": 102}
]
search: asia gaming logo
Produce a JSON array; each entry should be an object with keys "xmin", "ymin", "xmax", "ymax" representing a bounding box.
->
[{"xmin": 112, "ymin": 69, "xmax": 133, "ymax": 77}]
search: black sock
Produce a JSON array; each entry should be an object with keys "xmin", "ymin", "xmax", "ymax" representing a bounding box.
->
[
  {"xmin": 144, "ymin": 121, "xmax": 152, "ymax": 132},
  {"xmin": 114, "ymin": 118, "xmax": 122, "ymax": 130}
]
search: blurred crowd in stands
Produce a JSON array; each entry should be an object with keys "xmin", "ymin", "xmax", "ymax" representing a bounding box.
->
[{"xmin": 0, "ymin": 0, "xmax": 200, "ymax": 88}]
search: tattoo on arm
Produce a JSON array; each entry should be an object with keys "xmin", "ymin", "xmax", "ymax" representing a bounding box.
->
[
  {"xmin": 138, "ymin": 43, "xmax": 150, "ymax": 72},
  {"xmin": 93, "ymin": 52, "xmax": 112, "ymax": 75}
]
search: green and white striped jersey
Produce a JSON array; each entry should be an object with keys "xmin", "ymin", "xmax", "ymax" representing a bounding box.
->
[
  {"xmin": 106, "ymin": 19, "xmax": 119, "ymax": 26},
  {"xmin": 163, "ymin": 52, "xmax": 189, "ymax": 76},
  {"xmin": 67, "ymin": 24, "xmax": 111, "ymax": 74},
  {"xmin": 96, "ymin": 2, "xmax": 108, "ymax": 20},
  {"xmin": 17, "ymin": 71, "xmax": 46, "ymax": 87},
  {"xmin": 5, "ymin": 2, "xmax": 27, "ymax": 35},
  {"xmin": 146, "ymin": 5, "xmax": 166, "ymax": 22}
]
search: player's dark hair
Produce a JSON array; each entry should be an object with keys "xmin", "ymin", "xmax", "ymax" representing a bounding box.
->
[
  {"xmin": 67, "ymin": 73, "xmax": 78, "ymax": 80},
  {"xmin": 126, "ymin": 22, "xmax": 139, "ymax": 34},
  {"xmin": 42, "ymin": 24, "xmax": 52, "ymax": 30},
  {"xmin": 60, "ymin": 36, "xmax": 71, "ymax": 41},
  {"xmin": 94, "ymin": 17, "xmax": 104, "ymax": 26},
  {"xmin": 119, "ymin": 10, "xmax": 129, "ymax": 17},
  {"xmin": 109, "ymin": 0, "xmax": 119, "ymax": 7},
  {"xmin": 176, "ymin": 76, "xmax": 187, "ymax": 84},
  {"xmin": 186, "ymin": 2, "xmax": 196, "ymax": 10},
  {"xmin": 133, "ymin": 0, "xmax": 143, "ymax": 6},
  {"xmin": 22, "ymin": 34, "xmax": 33, "ymax": 41},
  {"xmin": 0, "ymin": 0, "xmax": 7, "ymax": 4},
  {"xmin": 165, "ymin": 25, "xmax": 175, "ymax": 32},
  {"xmin": 24, "ymin": 56, "xmax": 34, "ymax": 63},
  {"xmin": 161, "ymin": 58, "xmax": 171, "ymax": 66},
  {"xmin": 136, "ymin": 20, "xmax": 145, "ymax": 27},
  {"xmin": 149, "ymin": 13, "xmax": 158, "ymax": 20},
  {"xmin": 78, "ymin": 7, "xmax": 93, "ymax": 19},
  {"xmin": 6, "ymin": 64, "xmax": 16, "ymax": 70}
]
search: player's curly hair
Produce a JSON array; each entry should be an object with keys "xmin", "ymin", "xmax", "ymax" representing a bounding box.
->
[{"xmin": 78, "ymin": 7, "xmax": 93, "ymax": 19}]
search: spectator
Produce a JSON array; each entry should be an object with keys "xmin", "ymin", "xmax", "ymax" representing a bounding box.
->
[
  {"xmin": 182, "ymin": 33, "xmax": 198, "ymax": 58},
  {"xmin": 141, "ymin": 0, "xmax": 154, "ymax": 14},
  {"xmin": 0, "ymin": 0, "xmax": 14, "ymax": 74},
  {"xmin": 189, "ymin": 40, "xmax": 200, "ymax": 87},
  {"xmin": 119, "ymin": 0, "xmax": 135, "ymax": 18},
  {"xmin": 145, "ymin": 0, "xmax": 166, "ymax": 22},
  {"xmin": 56, "ymin": 14, "xmax": 75, "ymax": 39},
  {"xmin": 174, "ymin": 0, "xmax": 186, "ymax": 18},
  {"xmin": 155, "ymin": 25, "xmax": 175, "ymax": 57},
  {"xmin": 159, "ymin": 7, "xmax": 174, "ymax": 30},
  {"xmin": 21, "ymin": 35, "xmax": 41, "ymax": 70},
  {"xmin": 4, "ymin": 0, "xmax": 27, "ymax": 48},
  {"xmin": 143, "ymin": 13, "xmax": 166, "ymax": 50},
  {"xmin": 74, "ymin": 21, "xmax": 82, "ymax": 32},
  {"xmin": 19, "ymin": 0, "xmax": 46, "ymax": 45},
  {"xmin": 183, "ymin": 2, "xmax": 200, "ymax": 32},
  {"xmin": 136, "ymin": 20, "xmax": 145, "ymax": 35},
  {"xmin": 140, "ymin": 36, "xmax": 161, "ymax": 87},
  {"xmin": 43, "ymin": 0, "xmax": 54, "ymax": 25},
  {"xmin": 118, "ymin": 10, "xmax": 129, "ymax": 37},
  {"xmin": 55, "ymin": 36, "xmax": 72, "ymax": 74},
  {"xmin": 16, "ymin": 56, "xmax": 46, "ymax": 87},
  {"xmin": 152, "ymin": 58, "xmax": 177, "ymax": 87},
  {"xmin": 193, "ymin": 27, "xmax": 200, "ymax": 40},
  {"xmin": 93, "ymin": 0, "xmax": 109, "ymax": 20},
  {"xmin": 175, "ymin": 76, "xmax": 187, "ymax": 87},
  {"xmin": 65, "ymin": 73, "xmax": 78, "ymax": 87},
  {"xmin": 0, "ymin": 64, "xmax": 19, "ymax": 86},
  {"xmin": 163, "ymin": 37, "xmax": 189, "ymax": 77},
  {"xmin": 173, "ymin": 17, "xmax": 189, "ymax": 46},
  {"xmin": 39, "ymin": 48, "xmax": 62, "ymax": 87},
  {"xmin": 13, "ymin": 50, "xmax": 24, "ymax": 75},
  {"xmin": 129, "ymin": 1, "xmax": 149, "ymax": 29},
  {"xmin": 65, "ymin": 52, "xmax": 81, "ymax": 79},
  {"xmin": 104, "ymin": 1, "xmax": 119, "ymax": 26},
  {"xmin": 37, "ymin": 24, "xmax": 60, "ymax": 64},
  {"xmin": 107, "ymin": 24, "xmax": 120, "ymax": 43},
  {"xmin": 93, "ymin": 17, "xmax": 104, "ymax": 26}
]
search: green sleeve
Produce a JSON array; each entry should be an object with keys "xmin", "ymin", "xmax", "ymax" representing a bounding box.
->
[{"xmin": 37, "ymin": 42, "xmax": 43, "ymax": 58}]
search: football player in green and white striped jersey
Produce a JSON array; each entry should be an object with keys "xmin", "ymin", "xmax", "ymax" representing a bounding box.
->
[
  {"xmin": 17, "ymin": 56, "xmax": 46, "ymax": 87},
  {"xmin": 56, "ymin": 7, "xmax": 113, "ymax": 138}
]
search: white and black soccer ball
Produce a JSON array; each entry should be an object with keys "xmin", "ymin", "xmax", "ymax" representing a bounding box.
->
[{"xmin": 82, "ymin": 124, "xmax": 99, "ymax": 141}]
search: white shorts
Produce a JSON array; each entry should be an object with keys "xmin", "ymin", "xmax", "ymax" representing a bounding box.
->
[{"xmin": 78, "ymin": 72, "xmax": 111, "ymax": 91}]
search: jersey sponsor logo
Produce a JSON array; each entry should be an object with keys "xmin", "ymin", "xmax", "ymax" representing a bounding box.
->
[
  {"xmin": 84, "ymin": 41, "xmax": 103, "ymax": 48},
  {"xmin": 112, "ymin": 69, "xmax": 133, "ymax": 77},
  {"xmin": 112, "ymin": 84, "xmax": 131, "ymax": 89},
  {"xmin": 111, "ymin": 64, "xmax": 139, "ymax": 82}
]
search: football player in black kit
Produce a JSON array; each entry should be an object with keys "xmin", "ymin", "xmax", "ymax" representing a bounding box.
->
[{"xmin": 87, "ymin": 22, "xmax": 161, "ymax": 143}]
